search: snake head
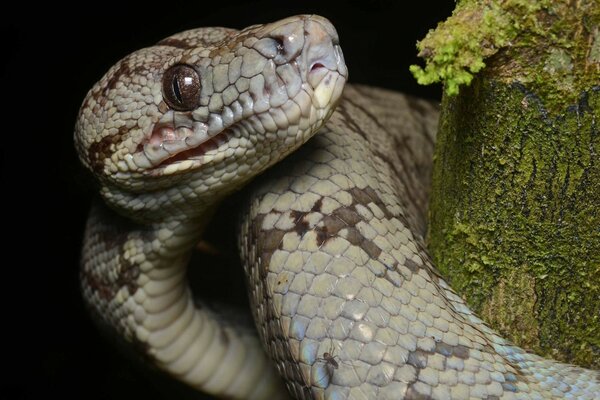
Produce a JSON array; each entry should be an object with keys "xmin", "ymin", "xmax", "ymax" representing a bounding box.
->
[{"xmin": 75, "ymin": 15, "xmax": 347, "ymax": 219}]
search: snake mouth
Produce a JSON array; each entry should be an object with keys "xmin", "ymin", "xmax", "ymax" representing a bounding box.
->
[
  {"xmin": 153, "ymin": 131, "xmax": 229, "ymax": 166},
  {"xmin": 126, "ymin": 112, "xmax": 234, "ymax": 175},
  {"xmin": 148, "ymin": 123, "xmax": 232, "ymax": 173}
]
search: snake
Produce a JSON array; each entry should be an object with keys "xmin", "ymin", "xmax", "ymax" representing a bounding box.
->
[{"xmin": 75, "ymin": 15, "xmax": 599, "ymax": 400}]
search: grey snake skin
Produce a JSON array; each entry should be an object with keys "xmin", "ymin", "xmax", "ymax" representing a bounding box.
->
[{"xmin": 75, "ymin": 15, "xmax": 599, "ymax": 400}]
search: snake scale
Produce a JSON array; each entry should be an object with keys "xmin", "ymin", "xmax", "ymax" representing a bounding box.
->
[{"xmin": 75, "ymin": 15, "xmax": 599, "ymax": 400}]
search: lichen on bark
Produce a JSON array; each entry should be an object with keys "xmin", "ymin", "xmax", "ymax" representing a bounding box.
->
[{"xmin": 413, "ymin": 0, "xmax": 600, "ymax": 368}]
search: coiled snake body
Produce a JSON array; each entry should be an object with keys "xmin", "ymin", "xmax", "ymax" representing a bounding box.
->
[{"xmin": 75, "ymin": 15, "xmax": 599, "ymax": 400}]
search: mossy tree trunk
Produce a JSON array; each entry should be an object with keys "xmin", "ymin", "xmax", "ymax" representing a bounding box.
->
[
  {"xmin": 413, "ymin": 0, "xmax": 599, "ymax": 368},
  {"xmin": 430, "ymin": 80, "xmax": 599, "ymax": 368}
]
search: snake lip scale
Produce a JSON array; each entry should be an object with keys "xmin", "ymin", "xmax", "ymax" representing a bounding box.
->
[{"xmin": 76, "ymin": 14, "xmax": 599, "ymax": 400}]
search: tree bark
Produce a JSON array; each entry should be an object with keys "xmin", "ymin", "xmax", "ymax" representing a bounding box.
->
[{"xmin": 413, "ymin": 0, "xmax": 600, "ymax": 368}]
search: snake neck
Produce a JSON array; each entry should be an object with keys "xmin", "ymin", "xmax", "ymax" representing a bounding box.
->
[
  {"xmin": 81, "ymin": 199, "xmax": 206, "ymax": 316},
  {"xmin": 81, "ymin": 200, "xmax": 288, "ymax": 399}
]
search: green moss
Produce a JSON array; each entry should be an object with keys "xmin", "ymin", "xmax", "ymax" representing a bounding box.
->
[
  {"xmin": 588, "ymin": 26, "xmax": 600, "ymax": 65},
  {"xmin": 429, "ymin": 79, "xmax": 600, "ymax": 367},
  {"xmin": 481, "ymin": 269, "xmax": 540, "ymax": 349},
  {"xmin": 410, "ymin": 0, "xmax": 600, "ymax": 111},
  {"xmin": 410, "ymin": 0, "xmax": 510, "ymax": 95}
]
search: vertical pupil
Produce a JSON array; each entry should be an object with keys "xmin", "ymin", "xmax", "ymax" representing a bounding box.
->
[{"xmin": 172, "ymin": 76, "xmax": 182, "ymax": 103}]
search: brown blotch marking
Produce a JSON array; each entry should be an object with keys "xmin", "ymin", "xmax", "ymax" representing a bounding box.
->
[
  {"xmin": 91, "ymin": 60, "xmax": 152, "ymax": 106},
  {"xmin": 88, "ymin": 126, "xmax": 129, "ymax": 174},
  {"xmin": 81, "ymin": 95, "xmax": 90, "ymax": 110},
  {"xmin": 257, "ymin": 227, "xmax": 286, "ymax": 279},
  {"xmin": 116, "ymin": 259, "xmax": 141, "ymax": 295},
  {"xmin": 312, "ymin": 186, "xmax": 449, "ymax": 309},
  {"xmin": 343, "ymin": 227, "xmax": 363, "ymax": 246},
  {"xmin": 337, "ymin": 225, "xmax": 382, "ymax": 261},
  {"xmin": 320, "ymin": 215, "xmax": 346, "ymax": 235},
  {"xmin": 452, "ymin": 344, "xmax": 470, "ymax": 360},
  {"xmin": 362, "ymin": 239, "xmax": 382, "ymax": 259},
  {"xmin": 434, "ymin": 341, "xmax": 453, "ymax": 357},
  {"xmin": 290, "ymin": 210, "xmax": 310, "ymax": 238},
  {"xmin": 86, "ymin": 204, "xmax": 150, "ymax": 300},
  {"xmin": 404, "ymin": 258, "xmax": 422, "ymax": 273},
  {"xmin": 311, "ymin": 197, "xmax": 323, "ymax": 212},
  {"xmin": 434, "ymin": 340, "xmax": 473, "ymax": 362},
  {"xmin": 315, "ymin": 186, "xmax": 390, "ymax": 257},
  {"xmin": 342, "ymin": 95, "xmax": 435, "ymax": 232},
  {"xmin": 334, "ymin": 206, "xmax": 362, "ymax": 226},
  {"xmin": 315, "ymin": 229, "xmax": 328, "ymax": 247},
  {"xmin": 83, "ymin": 272, "xmax": 116, "ymax": 301},
  {"xmin": 405, "ymin": 350, "xmax": 439, "ymax": 400},
  {"xmin": 363, "ymin": 186, "xmax": 395, "ymax": 219},
  {"xmin": 260, "ymin": 229, "xmax": 286, "ymax": 252},
  {"xmin": 104, "ymin": 62, "xmax": 132, "ymax": 95},
  {"xmin": 157, "ymin": 38, "xmax": 194, "ymax": 49},
  {"xmin": 407, "ymin": 349, "xmax": 429, "ymax": 369},
  {"xmin": 404, "ymin": 385, "xmax": 432, "ymax": 400},
  {"xmin": 252, "ymin": 214, "xmax": 265, "ymax": 238},
  {"xmin": 347, "ymin": 186, "xmax": 374, "ymax": 206}
]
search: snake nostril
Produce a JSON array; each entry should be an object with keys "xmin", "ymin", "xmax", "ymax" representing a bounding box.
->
[
  {"xmin": 272, "ymin": 36, "xmax": 285, "ymax": 53},
  {"xmin": 311, "ymin": 63, "xmax": 325, "ymax": 72}
]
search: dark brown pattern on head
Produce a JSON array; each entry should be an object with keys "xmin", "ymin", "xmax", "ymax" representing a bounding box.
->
[
  {"xmin": 157, "ymin": 38, "xmax": 194, "ymax": 49},
  {"xmin": 87, "ymin": 126, "xmax": 128, "ymax": 174},
  {"xmin": 90, "ymin": 59, "xmax": 153, "ymax": 106},
  {"xmin": 104, "ymin": 62, "xmax": 132, "ymax": 94}
]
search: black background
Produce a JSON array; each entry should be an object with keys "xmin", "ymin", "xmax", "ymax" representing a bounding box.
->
[{"xmin": 3, "ymin": 1, "xmax": 454, "ymax": 398}]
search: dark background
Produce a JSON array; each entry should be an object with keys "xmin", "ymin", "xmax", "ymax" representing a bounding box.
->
[{"xmin": 3, "ymin": 1, "xmax": 454, "ymax": 398}]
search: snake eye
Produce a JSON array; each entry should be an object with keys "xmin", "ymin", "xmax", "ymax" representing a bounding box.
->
[{"xmin": 162, "ymin": 64, "xmax": 201, "ymax": 111}]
